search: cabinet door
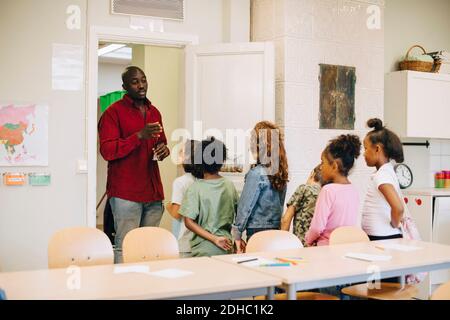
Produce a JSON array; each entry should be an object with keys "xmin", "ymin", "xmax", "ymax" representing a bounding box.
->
[
  {"xmin": 406, "ymin": 195, "xmax": 433, "ymax": 299},
  {"xmin": 407, "ymin": 74, "xmax": 450, "ymax": 139},
  {"xmin": 406, "ymin": 195, "xmax": 432, "ymax": 241},
  {"xmin": 431, "ymin": 197, "xmax": 450, "ymax": 285},
  {"xmin": 433, "ymin": 197, "xmax": 450, "ymax": 244}
]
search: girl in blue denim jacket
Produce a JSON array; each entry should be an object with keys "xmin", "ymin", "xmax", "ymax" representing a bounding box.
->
[{"xmin": 232, "ymin": 121, "xmax": 289, "ymax": 253}]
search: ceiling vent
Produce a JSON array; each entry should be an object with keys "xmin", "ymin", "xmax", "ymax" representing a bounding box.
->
[{"xmin": 111, "ymin": 0, "xmax": 184, "ymax": 21}]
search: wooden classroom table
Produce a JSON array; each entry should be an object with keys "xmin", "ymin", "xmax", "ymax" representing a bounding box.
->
[
  {"xmin": 0, "ymin": 257, "xmax": 281, "ymax": 300},
  {"xmin": 213, "ymin": 239, "xmax": 450, "ymax": 300}
]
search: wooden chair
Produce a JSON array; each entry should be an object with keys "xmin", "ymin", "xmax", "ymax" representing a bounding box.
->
[
  {"xmin": 122, "ymin": 227, "xmax": 179, "ymax": 263},
  {"xmin": 329, "ymin": 226, "xmax": 370, "ymax": 245},
  {"xmin": 431, "ymin": 281, "xmax": 450, "ymax": 300},
  {"xmin": 247, "ymin": 230, "xmax": 339, "ymax": 301},
  {"xmin": 48, "ymin": 227, "xmax": 114, "ymax": 269},
  {"xmin": 329, "ymin": 226, "xmax": 418, "ymax": 300},
  {"xmin": 246, "ymin": 230, "xmax": 303, "ymax": 252}
]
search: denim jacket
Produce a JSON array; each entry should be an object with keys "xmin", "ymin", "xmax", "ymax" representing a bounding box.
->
[{"xmin": 232, "ymin": 165, "xmax": 287, "ymax": 240}]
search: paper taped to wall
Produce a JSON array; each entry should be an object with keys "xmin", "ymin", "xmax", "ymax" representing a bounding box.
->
[{"xmin": 52, "ymin": 43, "xmax": 84, "ymax": 91}]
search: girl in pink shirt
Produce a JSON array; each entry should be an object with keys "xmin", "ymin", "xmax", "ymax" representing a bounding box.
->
[{"xmin": 305, "ymin": 134, "xmax": 361, "ymax": 246}]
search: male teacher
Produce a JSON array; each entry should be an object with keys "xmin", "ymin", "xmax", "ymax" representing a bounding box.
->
[{"xmin": 98, "ymin": 66, "xmax": 170, "ymax": 263}]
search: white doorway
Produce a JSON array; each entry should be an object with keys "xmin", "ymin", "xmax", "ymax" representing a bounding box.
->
[
  {"xmin": 87, "ymin": 27, "xmax": 275, "ymax": 232},
  {"xmin": 95, "ymin": 41, "xmax": 184, "ymax": 233},
  {"xmin": 87, "ymin": 27, "xmax": 198, "ymax": 229}
]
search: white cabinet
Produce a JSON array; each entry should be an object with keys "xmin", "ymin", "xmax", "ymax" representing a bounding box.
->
[
  {"xmin": 404, "ymin": 189, "xmax": 450, "ymax": 299},
  {"xmin": 385, "ymin": 71, "xmax": 450, "ymax": 139}
]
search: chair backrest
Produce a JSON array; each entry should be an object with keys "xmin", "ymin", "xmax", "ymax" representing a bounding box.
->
[
  {"xmin": 431, "ymin": 281, "xmax": 450, "ymax": 300},
  {"xmin": 329, "ymin": 226, "xmax": 370, "ymax": 245},
  {"xmin": 122, "ymin": 227, "xmax": 179, "ymax": 263},
  {"xmin": 48, "ymin": 227, "xmax": 114, "ymax": 269},
  {"xmin": 246, "ymin": 230, "xmax": 303, "ymax": 253}
]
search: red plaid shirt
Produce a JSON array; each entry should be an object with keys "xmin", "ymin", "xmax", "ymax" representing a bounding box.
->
[{"xmin": 98, "ymin": 94, "xmax": 167, "ymax": 203}]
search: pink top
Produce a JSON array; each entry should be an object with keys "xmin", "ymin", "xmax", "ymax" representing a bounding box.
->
[{"xmin": 305, "ymin": 183, "xmax": 360, "ymax": 246}]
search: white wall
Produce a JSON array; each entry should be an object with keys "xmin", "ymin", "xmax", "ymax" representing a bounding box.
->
[
  {"xmin": 385, "ymin": 0, "xmax": 450, "ymax": 188},
  {"xmin": 252, "ymin": 0, "xmax": 385, "ymax": 222},
  {"xmin": 0, "ymin": 0, "xmax": 245, "ymax": 272},
  {"xmin": 385, "ymin": 0, "xmax": 450, "ymax": 72},
  {"xmin": 88, "ymin": 0, "xmax": 225, "ymax": 44},
  {"xmin": 223, "ymin": 0, "xmax": 250, "ymax": 42},
  {"xmin": 0, "ymin": 0, "xmax": 88, "ymax": 271},
  {"xmin": 403, "ymin": 140, "xmax": 450, "ymax": 189}
]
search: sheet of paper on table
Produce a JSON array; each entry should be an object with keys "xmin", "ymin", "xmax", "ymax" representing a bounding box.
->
[{"xmin": 345, "ymin": 252, "xmax": 392, "ymax": 262}]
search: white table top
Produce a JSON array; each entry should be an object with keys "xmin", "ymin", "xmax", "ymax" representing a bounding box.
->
[
  {"xmin": 212, "ymin": 239, "xmax": 450, "ymax": 289},
  {"xmin": 0, "ymin": 257, "xmax": 281, "ymax": 300}
]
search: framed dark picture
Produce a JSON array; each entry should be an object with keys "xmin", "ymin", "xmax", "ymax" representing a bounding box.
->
[{"xmin": 319, "ymin": 64, "xmax": 356, "ymax": 130}]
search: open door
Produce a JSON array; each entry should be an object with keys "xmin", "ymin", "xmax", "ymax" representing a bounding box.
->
[
  {"xmin": 184, "ymin": 42, "xmax": 275, "ymax": 189},
  {"xmin": 185, "ymin": 42, "xmax": 275, "ymax": 136}
]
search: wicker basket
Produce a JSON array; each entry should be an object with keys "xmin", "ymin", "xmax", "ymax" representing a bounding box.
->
[{"xmin": 399, "ymin": 45, "xmax": 440, "ymax": 73}]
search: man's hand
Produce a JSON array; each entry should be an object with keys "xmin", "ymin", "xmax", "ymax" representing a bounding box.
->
[
  {"xmin": 235, "ymin": 239, "xmax": 246, "ymax": 254},
  {"xmin": 214, "ymin": 236, "xmax": 232, "ymax": 251},
  {"xmin": 153, "ymin": 142, "xmax": 170, "ymax": 161},
  {"xmin": 137, "ymin": 122, "xmax": 162, "ymax": 140}
]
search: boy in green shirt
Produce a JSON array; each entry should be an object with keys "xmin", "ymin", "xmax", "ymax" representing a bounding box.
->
[{"xmin": 180, "ymin": 137, "xmax": 238, "ymax": 257}]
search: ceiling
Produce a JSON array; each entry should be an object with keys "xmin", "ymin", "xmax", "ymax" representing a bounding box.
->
[{"xmin": 98, "ymin": 42, "xmax": 132, "ymax": 65}]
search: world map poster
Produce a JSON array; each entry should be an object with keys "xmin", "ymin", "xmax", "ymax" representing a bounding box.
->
[{"xmin": 0, "ymin": 104, "xmax": 48, "ymax": 166}]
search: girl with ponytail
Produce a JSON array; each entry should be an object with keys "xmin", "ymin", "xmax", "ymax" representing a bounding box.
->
[{"xmin": 362, "ymin": 118, "xmax": 405, "ymax": 241}]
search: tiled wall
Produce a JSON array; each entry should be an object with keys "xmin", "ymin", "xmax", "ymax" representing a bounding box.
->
[
  {"xmin": 430, "ymin": 140, "xmax": 450, "ymax": 186},
  {"xmin": 403, "ymin": 140, "xmax": 450, "ymax": 188},
  {"xmin": 251, "ymin": 0, "xmax": 385, "ymax": 217}
]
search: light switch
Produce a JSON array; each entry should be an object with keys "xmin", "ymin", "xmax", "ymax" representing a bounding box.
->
[{"xmin": 77, "ymin": 160, "xmax": 88, "ymax": 174}]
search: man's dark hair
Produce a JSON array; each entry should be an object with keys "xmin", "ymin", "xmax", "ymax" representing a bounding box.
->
[{"xmin": 121, "ymin": 66, "xmax": 145, "ymax": 84}]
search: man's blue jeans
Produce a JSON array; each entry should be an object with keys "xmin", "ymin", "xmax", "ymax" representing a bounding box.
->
[{"xmin": 110, "ymin": 197, "xmax": 164, "ymax": 263}]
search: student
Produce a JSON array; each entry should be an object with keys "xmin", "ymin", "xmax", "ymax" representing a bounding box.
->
[
  {"xmin": 305, "ymin": 135, "xmax": 361, "ymax": 246},
  {"xmin": 232, "ymin": 121, "xmax": 289, "ymax": 253},
  {"xmin": 280, "ymin": 165, "xmax": 322, "ymax": 245},
  {"xmin": 166, "ymin": 140, "xmax": 198, "ymax": 258},
  {"xmin": 361, "ymin": 118, "xmax": 405, "ymax": 241},
  {"xmin": 180, "ymin": 137, "xmax": 239, "ymax": 257}
]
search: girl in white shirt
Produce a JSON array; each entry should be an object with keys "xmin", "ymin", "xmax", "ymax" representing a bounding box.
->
[
  {"xmin": 166, "ymin": 140, "xmax": 199, "ymax": 257},
  {"xmin": 362, "ymin": 118, "xmax": 405, "ymax": 241}
]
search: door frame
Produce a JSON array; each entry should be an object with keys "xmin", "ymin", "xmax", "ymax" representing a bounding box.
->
[{"xmin": 87, "ymin": 26, "xmax": 198, "ymax": 227}]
